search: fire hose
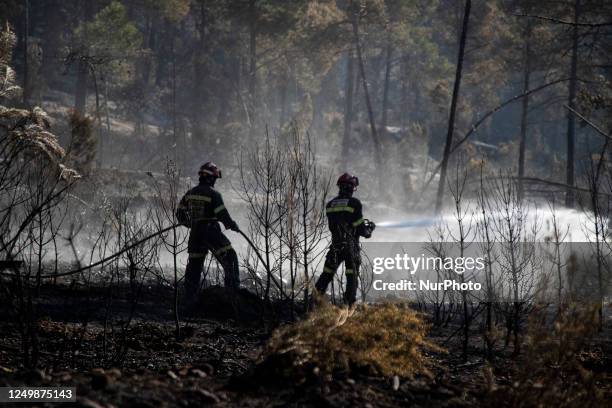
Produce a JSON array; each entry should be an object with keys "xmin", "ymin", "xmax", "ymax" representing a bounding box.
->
[
  {"xmin": 2, "ymin": 217, "xmax": 431, "ymax": 282},
  {"xmin": 1, "ymin": 224, "xmax": 283, "ymax": 291}
]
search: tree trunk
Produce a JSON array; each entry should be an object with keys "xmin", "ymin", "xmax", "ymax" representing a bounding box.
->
[
  {"xmin": 104, "ymin": 79, "xmax": 112, "ymax": 164},
  {"xmin": 351, "ymin": 8, "xmax": 383, "ymax": 182},
  {"xmin": 400, "ymin": 55, "xmax": 409, "ymax": 129},
  {"xmin": 171, "ymin": 31, "xmax": 177, "ymax": 163},
  {"xmin": 135, "ymin": 14, "xmax": 154, "ymax": 136},
  {"xmin": 219, "ymin": 19, "xmax": 240, "ymax": 124},
  {"xmin": 342, "ymin": 50, "xmax": 355, "ymax": 168},
  {"xmin": 248, "ymin": 0, "xmax": 257, "ymax": 131},
  {"xmin": 22, "ymin": 0, "xmax": 30, "ymax": 106},
  {"xmin": 565, "ymin": 0, "xmax": 580, "ymax": 208},
  {"xmin": 155, "ymin": 19, "xmax": 171, "ymax": 87},
  {"xmin": 380, "ymin": 40, "xmax": 392, "ymax": 139},
  {"xmin": 518, "ymin": 20, "xmax": 532, "ymax": 200},
  {"xmin": 194, "ymin": 0, "xmax": 208, "ymax": 146},
  {"xmin": 74, "ymin": 61, "xmax": 89, "ymax": 115},
  {"xmin": 279, "ymin": 69, "xmax": 288, "ymax": 127},
  {"xmin": 435, "ymin": 0, "xmax": 471, "ymax": 214},
  {"xmin": 74, "ymin": 1, "xmax": 94, "ymax": 115},
  {"xmin": 198, "ymin": 1, "xmax": 208, "ymax": 96}
]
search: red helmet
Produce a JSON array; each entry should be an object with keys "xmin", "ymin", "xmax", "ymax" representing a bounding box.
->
[
  {"xmin": 337, "ymin": 172, "xmax": 359, "ymax": 191},
  {"xmin": 199, "ymin": 162, "xmax": 222, "ymax": 179}
]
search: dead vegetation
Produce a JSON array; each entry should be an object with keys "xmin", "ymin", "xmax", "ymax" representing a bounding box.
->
[
  {"xmin": 256, "ymin": 299, "xmax": 442, "ymax": 385},
  {"xmin": 484, "ymin": 303, "xmax": 607, "ymax": 408},
  {"xmin": 0, "ymin": 26, "xmax": 77, "ymax": 180},
  {"xmin": 1, "ymin": 281, "xmax": 610, "ymax": 407}
]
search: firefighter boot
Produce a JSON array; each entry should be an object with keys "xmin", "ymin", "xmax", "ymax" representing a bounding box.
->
[
  {"xmin": 220, "ymin": 247, "xmax": 240, "ymax": 290},
  {"xmin": 315, "ymin": 270, "xmax": 335, "ymax": 296},
  {"xmin": 344, "ymin": 269, "xmax": 358, "ymax": 306}
]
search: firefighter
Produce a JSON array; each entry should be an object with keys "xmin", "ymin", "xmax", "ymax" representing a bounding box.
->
[
  {"xmin": 314, "ymin": 173, "xmax": 375, "ymax": 305},
  {"xmin": 176, "ymin": 162, "xmax": 240, "ymax": 302}
]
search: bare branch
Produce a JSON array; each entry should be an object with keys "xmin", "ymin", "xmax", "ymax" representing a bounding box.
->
[
  {"xmin": 515, "ymin": 14, "xmax": 612, "ymax": 27},
  {"xmin": 564, "ymin": 104, "xmax": 612, "ymax": 141},
  {"xmin": 417, "ymin": 78, "xmax": 570, "ymax": 207}
]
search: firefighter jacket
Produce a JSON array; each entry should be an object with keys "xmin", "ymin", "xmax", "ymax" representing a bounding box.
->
[
  {"xmin": 325, "ymin": 194, "xmax": 368, "ymax": 246},
  {"xmin": 176, "ymin": 183, "xmax": 238, "ymax": 230}
]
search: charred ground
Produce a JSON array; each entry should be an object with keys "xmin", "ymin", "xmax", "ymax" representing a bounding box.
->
[{"xmin": 1, "ymin": 281, "xmax": 610, "ymax": 408}]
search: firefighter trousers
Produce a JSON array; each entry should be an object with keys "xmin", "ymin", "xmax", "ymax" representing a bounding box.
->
[
  {"xmin": 314, "ymin": 243, "xmax": 360, "ymax": 305},
  {"xmin": 184, "ymin": 223, "xmax": 239, "ymax": 299}
]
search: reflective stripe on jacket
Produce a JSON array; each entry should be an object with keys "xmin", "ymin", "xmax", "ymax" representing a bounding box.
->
[{"xmin": 176, "ymin": 183, "xmax": 235, "ymax": 229}]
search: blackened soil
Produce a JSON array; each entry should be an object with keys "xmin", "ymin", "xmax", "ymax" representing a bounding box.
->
[{"xmin": 0, "ymin": 283, "xmax": 610, "ymax": 407}]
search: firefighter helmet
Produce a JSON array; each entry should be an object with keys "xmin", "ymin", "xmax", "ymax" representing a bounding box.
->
[
  {"xmin": 337, "ymin": 172, "xmax": 359, "ymax": 191},
  {"xmin": 199, "ymin": 162, "xmax": 222, "ymax": 179}
]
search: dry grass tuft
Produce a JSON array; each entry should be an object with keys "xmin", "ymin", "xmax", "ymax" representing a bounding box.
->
[
  {"xmin": 0, "ymin": 24, "xmax": 20, "ymax": 99},
  {"xmin": 258, "ymin": 299, "xmax": 442, "ymax": 383}
]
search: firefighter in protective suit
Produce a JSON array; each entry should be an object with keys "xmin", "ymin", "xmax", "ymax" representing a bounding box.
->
[
  {"xmin": 176, "ymin": 162, "xmax": 240, "ymax": 302},
  {"xmin": 314, "ymin": 173, "xmax": 375, "ymax": 305}
]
